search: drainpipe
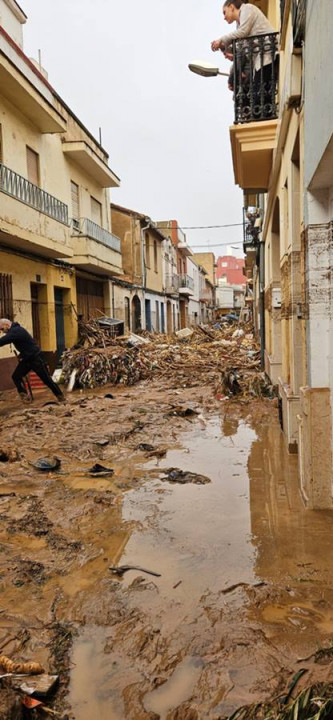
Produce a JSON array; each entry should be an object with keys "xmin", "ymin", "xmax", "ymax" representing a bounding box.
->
[
  {"xmin": 259, "ymin": 239, "xmax": 265, "ymax": 370},
  {"xmin": 141, "ymin": 220, "xmax": 150, "ymax": 327}
]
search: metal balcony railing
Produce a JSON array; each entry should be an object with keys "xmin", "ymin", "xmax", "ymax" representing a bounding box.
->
[
  {"xmin": 178, "ymin": 274, "xmax": 194, "ymax": 291},
  {"xmin": 232, "ymin": 33, "xmax": 279, "ymax": 124},
  {"xmin": 0, "ymin": 163, "xmax": 69, "ymax": 225},
  {"xmin": 243, "ymin": 206, "xmax": 262, "ymax": 249},
  {"xmin": 293, "ymin": 0, "xmax": 306, "ymax": 48},
  {"xmin": 165, "ymin": 274, "xmax": 179, "ymax": 293},
  {"xmin": 72, "ymin": 217, "xmax": 121, "ymax": 253}
]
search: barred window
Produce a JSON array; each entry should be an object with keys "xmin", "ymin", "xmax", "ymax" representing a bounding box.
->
[{"xmin": 0, "ymin": 273, "xmax": 13, "ymax": 320}]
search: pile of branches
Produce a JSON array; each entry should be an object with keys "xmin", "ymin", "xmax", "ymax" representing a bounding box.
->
[{"xmin": 61, "ymin": 318, "xmax": 275, "ymax": 397}]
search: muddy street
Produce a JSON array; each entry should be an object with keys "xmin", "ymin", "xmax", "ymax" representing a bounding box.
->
[{"xmin": 1, "ymin": 370, "xmax": 333, "ymax": 719}]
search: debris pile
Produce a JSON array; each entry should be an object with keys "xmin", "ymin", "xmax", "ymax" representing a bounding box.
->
[{"xmin": 61, "ymin": 318, "xmax": 275, "ymax": 398}]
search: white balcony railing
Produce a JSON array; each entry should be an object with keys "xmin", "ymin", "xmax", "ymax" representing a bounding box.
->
[
  {"xmin": 178, "ymin": 274, "xmax": 194, "ymax": 291},
  {"xmin": 0, "ymin": 163, "xmax": 69, "ymax": 225},
  {"xmin": 165, "ymin": 274, "xmax": 179, "ymax": 293},
  {"xmin": 71, "ymin": 217, "xmax": 121, "ymax": 253}
]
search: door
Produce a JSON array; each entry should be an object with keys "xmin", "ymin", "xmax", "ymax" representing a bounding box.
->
[
  {"xmin": 145, "ymin": 299, "xmax": 151, "ymax": 331},
  {"xmin": 30, "ymin": 283, "xmax": 41, "ymax": 346},
  {"xmin": 54, "ymin": 288, "xmax": 65, "ymax": 359},
  {"xmin": 167, "ymin": 300, "xmax": 172, "ymax": 334},
  {"xmin": 161, "ymin": 303, "xmax": 165, "ymax": 333}
]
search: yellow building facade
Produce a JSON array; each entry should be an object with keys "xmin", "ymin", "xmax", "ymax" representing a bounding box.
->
[{"xmin": 0, "ymin": 0, "xmax": 122, "ymax": 387}]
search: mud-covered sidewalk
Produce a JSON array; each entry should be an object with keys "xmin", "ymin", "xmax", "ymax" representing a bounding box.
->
[{"xmin": 1, "ymin": 352, "xmax": 333, "ymax": 719}]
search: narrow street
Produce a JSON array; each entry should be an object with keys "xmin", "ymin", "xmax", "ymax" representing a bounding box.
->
[{"xmin": 1, "ymin": 335, "xmax": 333, "ymax": 719}]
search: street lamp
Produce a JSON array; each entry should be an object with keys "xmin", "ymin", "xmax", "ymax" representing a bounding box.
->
[{"xmin": 188, "ymin": 61, "xmax": 229, "ymax": 78}]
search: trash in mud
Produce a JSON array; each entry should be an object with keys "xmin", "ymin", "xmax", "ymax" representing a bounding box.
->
[
  {"xmin": 88, "ymin": 463, "xmax": 114, "ymax": 477},
  {"xmin": 22, "ymin": 696, "xmax": 43, "ymax": 708},
  {"xmin": 160, "ymin": 468, "xmax": 211, "ymax": 484},
  {"xmin": 0, "ymin": 655, "xmax": 44, "ymax": 675},
  {"xmin": 221, "ymin": 369, "xmax": 242, "ymax": 396},
  {"xmin": 137, "ymin": 443, "xmax": 155, "ymax": 452},
  {"xmin": 17, "ymin": 674, "xmax": 59, "ymax": 697},
  {"xmin": 31, "ymin": 457, "xmax": 61, "ymax": 472},
  {"xmin": 109, "ymin": 564, "xmax": 161, "ymax": 578},
  {"xmin": 104, "ymin": 393, "xmax": 115, "ymax": 399},
  {"xmin": 0, "ymin": 448, "xmax": 21, "ymax": 462},
  {"xmin": 91, "ymin": 438, "xmax": 110, "ymax": 446},
  {"xmin": 165, "ymin": 406, "xmax": 200, "ymax": 418}
]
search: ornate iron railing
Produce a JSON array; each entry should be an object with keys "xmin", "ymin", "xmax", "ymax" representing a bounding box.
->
[
  {"xmin": 232, "ymin": 33, "xmax": 279, "ymax": 124},
  {"xmin": 178, "ymin": 274, "xmax": 194, "ymax": 291},
  {"xmin": 243, "ymin": 206, "xmax": 262, "ymax": 249},
  {"xmin": 0, "ymin": 163, "xmax": 68, "ymax": 225},
  {"xmin": 72, "ymin": 217, "xmax": 121, "ymax": 253},
  {"xmin": 293, "ymin": 0, "xmax": 306, "ymax": 47}
]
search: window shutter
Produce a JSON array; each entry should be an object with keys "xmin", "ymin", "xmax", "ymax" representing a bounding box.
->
[
  {"xmin": 91, "ymin": 196, "xmax": 102, "ymax": 226},
  {"xmin": 71, "ymin": 181, "xmax": 80, "ymax": 220},
  {"xmin": 26, "ymin": 147, "xmax": 39, "ymax": 186}
]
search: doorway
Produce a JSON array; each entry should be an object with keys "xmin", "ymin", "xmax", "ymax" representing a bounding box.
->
[
  {"xmin": 54, "ymin": 287, "xmax": 65, "ymax": 359},
  {"xmin": 145, "ymin": 299, "xmax": 152, "ymax": 331},
  {"xmin": 132, "ymin": 295, "xmax": 141, "ymax": 332}
]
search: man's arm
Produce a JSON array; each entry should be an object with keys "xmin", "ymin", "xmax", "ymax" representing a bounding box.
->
[{"xmin": 0, "ymin": 329, "xmax": 15, "ymax": 348}]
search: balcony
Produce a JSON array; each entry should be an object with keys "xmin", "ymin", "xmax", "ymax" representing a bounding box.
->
[
  {"xmin": 293, "ymin": 0, "xmax": 306, "ymax": 49},
  {"xmin": 71, "ymin": 218, "xmax": 123, "ymax": 276},
  {"xmin": 178, "ymin": 274, "xmax": 194, "ymax": 296},
  {"xmin": 229, "ymin": 33, "xmax": 279, "ymax": 191},
  {"xmin": 165, "ymin": 273, "xmax": 179, "ymax": 295},
  {"xmin": 0, "ymin": 28, "xmax": 67, "ymax": 133},
  {"xmin": 0, "ymin": 163, "xmax": 72, "ymax": 258},
  {"xmin": 62, "ymin": 142, "xmax": 120, "ymax": 188},
  {"xmin": 200, "ymin": 288, "xmax": 213, "ymax": 303},
  {"xmin": 243, "ymin": 206, "xmax": 262, "ymax": 252}
]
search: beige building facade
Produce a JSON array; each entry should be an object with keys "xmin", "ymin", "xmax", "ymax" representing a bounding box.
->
[{"xmin": 0, "ymin": 0, "xmax": 122, "ymax": 387}]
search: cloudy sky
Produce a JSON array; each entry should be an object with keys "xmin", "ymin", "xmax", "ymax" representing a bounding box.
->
[{"xmin": 24, "ymin": 0, "xmax": 244, "ymax": 257}]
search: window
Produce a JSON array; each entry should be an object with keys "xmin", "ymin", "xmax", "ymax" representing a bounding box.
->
[
  {"xmin": 145, "ymin": 232, "xmax": 150, "ymax": 268},
  {"xmin": 0, "ymin": 124, "xmax": 3, "ymax": 163},
  {"xmin": 154, "ymin": 240, "xmax": 158, "ymax": 273},
  {"xmin": 221, "ymin": 262, "xmax": 228, "ymax": 267},
  {"xmin": 71, "ymin": 181, "xmax": 80, "ymax": 224},
  {"xmin": 26, "ymin": 146, "xmax": 39, "ymax": 186},
  {"xmin": 0, "ymin": 273, "xmax": 13, "ymax": 319},
  {"xmin": 91, "ymin": 196, "xmax": 102, "ymax": 226}
]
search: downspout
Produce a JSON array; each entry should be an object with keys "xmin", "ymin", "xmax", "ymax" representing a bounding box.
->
[
  {"xmin": 141, "ymin": 220, "xmax": 150, "ymax": 327},
  {"xmin": 259, "ymin": 239, "xmax": 265, "ymax": 370}
]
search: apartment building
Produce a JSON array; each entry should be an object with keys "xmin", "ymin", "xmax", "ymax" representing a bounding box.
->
[
  {"xmin": 228, "ymin": 0, "xmax": 332, "ymax": 507},
  {"xmin": 157, "ymin": 220, "xmax": 194, "ymax": 329},
  {"xmin": 111, "ymin": 204, "xmax": 166, "ymax": 332},
  {"xmin": 0, "ymin": 0, "xmax": 122, "ymax": 387}
]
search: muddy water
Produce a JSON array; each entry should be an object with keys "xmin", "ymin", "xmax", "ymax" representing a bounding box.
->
[{"xmin": 68, "ymin": 411, "xmax": 333, "ymax": 719}]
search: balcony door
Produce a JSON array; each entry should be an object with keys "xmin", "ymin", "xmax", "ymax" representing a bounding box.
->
[
  {"xmin": 26, "ymin": 146, "xmax": 39, "ymax": 186},
  {"xmin": 71, "ymin": 181, "xmax": 80, "ymax": 226},
  {"xmin": 91, "ymin": 196, "xmax": 102, "ymax": 227}
]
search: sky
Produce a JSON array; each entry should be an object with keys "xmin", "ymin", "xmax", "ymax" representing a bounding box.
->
[{"xmin": 23, "ymin": 0, "xmax": 244, "ymax": 258}]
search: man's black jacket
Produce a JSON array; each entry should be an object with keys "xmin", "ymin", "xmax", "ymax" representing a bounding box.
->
[{"xmin": 0, "ymin": 322, "xmax": 41, "ymax": 359}]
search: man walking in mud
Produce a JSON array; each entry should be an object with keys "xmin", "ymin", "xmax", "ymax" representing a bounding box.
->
[{"xmin": 0, "ymin": 318, "xmax": 65, "ymax": 403}]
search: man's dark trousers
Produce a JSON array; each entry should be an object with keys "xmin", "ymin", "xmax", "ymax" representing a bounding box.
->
[{"xmin": 12, "ymin": 354, "xmax": 63, "ymax": 399}]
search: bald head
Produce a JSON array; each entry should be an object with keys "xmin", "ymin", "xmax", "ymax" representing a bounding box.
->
[{"xmin": 0, "ymin": 319, "xmax": 12, "ymax": 333}]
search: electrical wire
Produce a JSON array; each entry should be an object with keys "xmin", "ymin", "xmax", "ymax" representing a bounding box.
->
[{"xmin": 157, "ymin": 222, "xmax": 243, "ymax": 230}]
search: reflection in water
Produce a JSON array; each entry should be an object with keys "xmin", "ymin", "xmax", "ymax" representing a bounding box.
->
[
  {"xmin": 144, "ymin": 656, "xmax": 204, "ymax": 720},
  {"xmin": 69, "ymin": 408, "xmax": 333, "ymax": 719},
  {"xmin": 248, "ymin": 422, "xmax": 333, "ymax": 583}
]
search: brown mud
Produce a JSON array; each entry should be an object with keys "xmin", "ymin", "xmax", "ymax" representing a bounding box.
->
[{"xmin": 0, "ymin": 377, "xmax": 333, "ymax": 719}]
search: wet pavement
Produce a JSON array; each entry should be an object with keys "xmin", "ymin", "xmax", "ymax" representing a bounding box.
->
[{"xmin": 0, "ymin": 382, "xmax": 333, "ymax": 719}]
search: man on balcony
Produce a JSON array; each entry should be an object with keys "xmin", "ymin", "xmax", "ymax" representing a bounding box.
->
[
  {"xmin": 211, "ymin": 0, "xmax": 276, "ymax": 121},
  {"xmin": 0, "ymin": 319, "xmax": 65, "ymax": 404}
]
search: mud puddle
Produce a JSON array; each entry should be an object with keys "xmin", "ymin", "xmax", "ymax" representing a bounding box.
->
[{"xmin": 68, "ymin": 411, "xmax": 333, "ymax": 719}]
